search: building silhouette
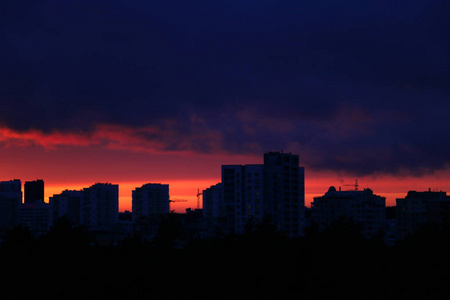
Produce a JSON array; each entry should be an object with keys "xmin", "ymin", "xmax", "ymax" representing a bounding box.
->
[
  {"xmin": 206, "ymin": 152, "xmax": 305, "ymax": 237},
  {"xmin": 19, "ymin": 202, "xmax": 53, "ymax": 236},
  {"xmin": 263, "ymin": 152, "xmax": 305, "ymax": 237},
  {"xmin": 396, "ymin": 189, "xmax": 450, "ymax": 241},
  {"xmin": 311, "ymin": 186, "xmax": 386, "ymax": 239},
  {"xmin": 24, "ymin": 179, "xmax": 44, "ymax": 204},
  {"xmin": 221, "ymin": 164, "xmax": 264, "ymax": 235},
  {"xmin": 132, "ymin": 183, "xmax": 170, "ymax": 223},
  {"xmin": 202, "ymin": 183, "xmax": 223, "ymax": 233},
  {"xmin": 0, "ymin": 179, "xmax": 22, "ymax": 229},
  {"xmin": 81, "ymin": 183, "xmax": 119, "ymax": 231},
  {"xmin": 49, "ymin": 190, "xmax": 84, "ymax": 226}
]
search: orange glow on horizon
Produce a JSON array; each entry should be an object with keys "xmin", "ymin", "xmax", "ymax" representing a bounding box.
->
[
  {"xmin": 44, "ymin": 179, "xmax": 221, "ymax": 213},
  {"xmin": 41, "ymin": 171, "xmax": 450, "ymax": 214},
  {"xmin": 304, "ymin": 169, "xmax": 450, "ymax": 207}
]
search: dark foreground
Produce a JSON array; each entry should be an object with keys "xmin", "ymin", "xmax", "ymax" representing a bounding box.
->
[{"xmin": 1, "ymin": 218, "xmax": 449, "ymax": 300}]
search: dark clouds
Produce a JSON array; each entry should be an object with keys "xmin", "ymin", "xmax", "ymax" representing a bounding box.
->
[{"xmin": 1, "ymin": 0, "xmax": 449, "ymax": 175}]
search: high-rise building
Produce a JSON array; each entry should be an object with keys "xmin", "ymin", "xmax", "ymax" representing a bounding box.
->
[
  {"xmin": 221, "ymin": 164, "xmax": 264, "ymax": 235},
  {"xmin": 0, "ymin": 179, "xmax": 22, "ymax": 229},
  {"xmin": 396, "ymin": 190, "xmax": 450, "ymax": 241},
  {"xmin": 263, "ymin": 152, "xmax": 305, "ymax": 238},
  {"xmin": 49, "ymin": 190, "xmax": 84, "ymax": 226},
  {"xmin": 24, "ymin": 179, "xmax": 44, "ymax": 204},
  {"xmin": 202, "ymin": 183, "xmax": 223, "ymax": 223},
  {"xmin": 218, "ymin": 152, "xmax": 305, "ymax": 237},
  {"xmin": 19, "ymin": 202, "xmax": 52, "ymax": 236},
  {"xmin": 81, "ymin": 183, "xmax": 118, "ymax": 231},
  {"xmin": 311, "ymin": 186, "xmax": 386, "ymax": 239},
  {"xmin": 132, "ymin": 183, "xmax": 169, "ymax": 223}
]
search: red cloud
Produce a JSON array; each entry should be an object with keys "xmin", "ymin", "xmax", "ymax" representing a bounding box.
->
[{"xmin": 0, "ymin": 123, "xmax": 224, "ymax": 154}]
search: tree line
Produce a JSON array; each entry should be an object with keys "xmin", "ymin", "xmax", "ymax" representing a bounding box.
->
[{"xmin": 1, "ymin": 216, "xmax": 449, "ymax": 299}]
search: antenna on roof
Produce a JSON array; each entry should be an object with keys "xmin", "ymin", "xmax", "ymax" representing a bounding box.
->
[{"xmin": 344, "ymin": 179, "xmax": 359, "ymax": 191}]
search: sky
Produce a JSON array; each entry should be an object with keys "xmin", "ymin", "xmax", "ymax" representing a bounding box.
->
[{"xmin": 1, "ymin": 0, "xmax": 449, "ymax": 212}]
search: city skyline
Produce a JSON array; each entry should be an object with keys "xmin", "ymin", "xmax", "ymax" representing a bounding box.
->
[
  {"xmin": 1, "ymin": 152, "xmax": 448, "ymax": 214},
  {"xmin": 4, "ymin": 151, "xmax": 450, "ymax": 243},
  {"xmin": 1, "ymin": 1, "xmax": 449, "ymax": 212}
]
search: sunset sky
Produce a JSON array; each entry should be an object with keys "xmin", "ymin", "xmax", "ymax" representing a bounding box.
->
[{"xmin": 1, "ymin": 0, "xmax": 449, "ymax": 212}]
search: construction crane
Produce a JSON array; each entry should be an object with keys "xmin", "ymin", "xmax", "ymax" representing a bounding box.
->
[
  {"xmin": 168, "ymin": 198, "xmax": 188, "ymax": 213},
  {"xmin": 344, "ymin": 179, "xmax": 359, "ymax": 191},
  {"xmin": 169, "ymin": 198, "xmax": 188, "ymax": 203},
  {"xmin": 196, "ymin": 188, "xmax": 203, "ymax": 210}
]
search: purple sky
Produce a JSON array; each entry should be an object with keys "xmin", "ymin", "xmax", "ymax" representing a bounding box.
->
[{"xmin": 1, "ymin": 0, "xmax": 449, "ymax": 210}]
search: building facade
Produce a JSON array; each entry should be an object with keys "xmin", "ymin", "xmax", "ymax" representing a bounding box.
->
[
  {"xmin": 0, "ymin": 179, "xmax": 22, "ymax": 229},
  {"xmin": 132, "ymin": 183, "xmax": 170, "ymax": 223},
  {"xmin": 396, "ymin": 190, "xmax": 450, "ymax": 241},
  {"xmin": 202, "ymin": 183, "xmax": 223, "ymax": 223},
  {"xmin": 311, "ymin": 186, "xmax": 386, "ymax": 239},
  {"xmin": 24, "ymin": 179, "xmax": 44, "ymax": 204},
  {"xmin": 19, "ymin": 202, "xmax": 53, "ymax": 236},
  {"xmin": 221, "ymin": 164, "xmax": 264, "ymax": 235},
  {"xmin": 81, "ymin": 183, "xmax": 119, "ymax": 231},
  {"xmin": 49, "ymin": 190, "xmax": 84, "ymax": 226},
  {"xmin": 263, "ymin": 152, "xmax": 305, "ymax": 238},
  {"xmin": 216, "ymin": 152, "xmax": 305, "ymax": 237}
]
